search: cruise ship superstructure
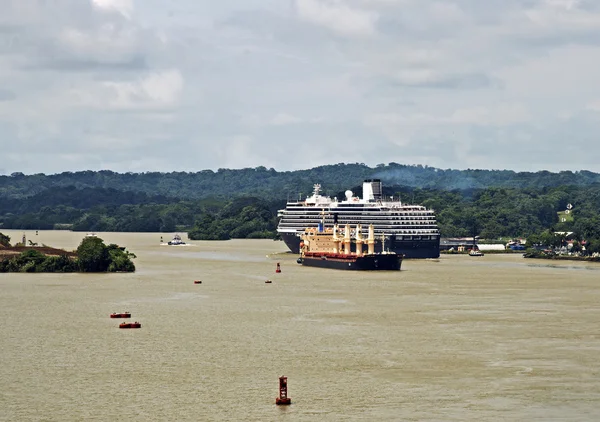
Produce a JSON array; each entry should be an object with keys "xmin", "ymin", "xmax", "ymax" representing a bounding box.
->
[{"xmin": 277, "ymin": 179, "xmax": 440, "ymax": 258}]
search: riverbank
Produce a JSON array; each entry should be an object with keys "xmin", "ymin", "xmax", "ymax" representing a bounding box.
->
[{"xmin": 523, "ymin": 251, "xmax": 600, "ymax": 263}]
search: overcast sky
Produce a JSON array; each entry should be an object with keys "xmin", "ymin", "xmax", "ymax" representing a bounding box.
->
[{"xmin": 1, "ymin": 0, "xmax": 600, "ymax": 175}]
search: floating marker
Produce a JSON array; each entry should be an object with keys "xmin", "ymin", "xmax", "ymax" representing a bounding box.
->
[{"xmin": 275, "ymin": 376, "xmax": 291, "ymax": 405}]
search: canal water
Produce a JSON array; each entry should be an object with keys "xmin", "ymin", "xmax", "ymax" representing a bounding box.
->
[{"xmin": 1, "ymin": 230, "xmax": 599, "ymax": 421}]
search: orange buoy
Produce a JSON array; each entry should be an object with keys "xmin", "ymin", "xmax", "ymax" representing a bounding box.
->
[
  {"xmin": 275, "ymin": 376, "xmax": 291, "ymax": 405},
  {"xmin": 276, "ymin": 262, "xmax": 281, "ymax": 273},
  {"xmin": 119, "ymin": 321, "xmax": 141, "ymax": 329}
]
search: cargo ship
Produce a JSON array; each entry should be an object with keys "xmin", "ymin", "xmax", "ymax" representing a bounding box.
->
[
  {"xmin": 277, "ymin": 179, "xmax": 440, "ymax": 258},
  {"xmin": 297, "ymin": 220, "xmax": 402, "ymax": 271}
]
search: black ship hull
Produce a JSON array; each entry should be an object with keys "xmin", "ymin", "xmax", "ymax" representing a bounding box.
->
[
  {"xmin": 299, "ymin": 253, "xmax": 402, "ymax": 271},
  {"xmin": 281, "ymin": 233, "xmax": 440, "ymax": 259}
]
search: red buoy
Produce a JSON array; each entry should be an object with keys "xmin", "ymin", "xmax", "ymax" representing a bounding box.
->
[
  {"xmin": 275, "ymin": 376, "xmax": 291, "ymax": 405},
  {"xmin": 276, "ymin": 262, "xmax": 281, "ymax": 273}
]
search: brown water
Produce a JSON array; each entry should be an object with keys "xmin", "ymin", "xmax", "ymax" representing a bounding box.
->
[{"xmin": 1, "ymin": 230, "xmax": 600, "ymax": 421}]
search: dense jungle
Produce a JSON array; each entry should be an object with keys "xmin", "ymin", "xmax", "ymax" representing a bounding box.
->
[{"xmin": 2, "ymin": 163, "xmax": 600, "ymax": 249}]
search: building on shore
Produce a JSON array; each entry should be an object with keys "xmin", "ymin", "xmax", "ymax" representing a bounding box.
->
[{"xmin": 440, "ymin": 237, "xmax": 479, "ymax": 252}]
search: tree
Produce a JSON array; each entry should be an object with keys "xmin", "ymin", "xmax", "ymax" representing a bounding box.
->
[
  {"xmin": 76, "ymin": 237, "xmax": 110, "ymax": 272},
  {"xmin": 107, "ymin": 244, "xmax": 136, "ymax": 272}
]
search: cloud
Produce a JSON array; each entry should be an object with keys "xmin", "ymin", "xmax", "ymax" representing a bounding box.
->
[
  {"xmin": 294, "ymin": 0, "xmax": 379, "ymax": 37},
  {"xmin": 91, "ymin": 0, "xmax": 134, "ymax": 18},
  {"xmin": 383, "ymin": 70, "xmax": 502, "ymax": 90},
  {"xmin": 1, "ymin": 0, "xmax": 600, "ymax": 174},
  {"xmin": 97, "ymin": 69, "xmax": 184, "ymax": 110},
  {"xmin": 587, "ymin": 100, "xmax": 600, "ymax": 112}
]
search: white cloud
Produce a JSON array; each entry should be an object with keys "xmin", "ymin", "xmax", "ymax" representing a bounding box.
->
[
  {"xmin": 294, "ymin": 0, "xmax": 378, "ymax": 37},
  {"xmin": 92, "ymin": 0, "xmax": 134, "ymax": 18},
  {"xmin": 586, "ymin": 101, "xmax": 600, "ymax": 112},
  {"xmin": 105, "ymin": 69, "xmax": 184, "ymax": 109},
  {"xmin": 447, "ymin": 104, "xmax": 531, "ymax": 126},
  {"xmin": 2, "ymin": 0, "xmax": 600, "ymax": 174},
  {"xmin": 270, "ymin": 113, "xmax": 303, "ymax": 126}
]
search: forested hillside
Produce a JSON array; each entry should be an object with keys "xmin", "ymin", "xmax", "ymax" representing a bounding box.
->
[
  {"xmin": 3, "ymin": 164, "xmax": 600, "ymax": 200},
  {"xmin": 1, "ymin": 164, "xmax": 600, "ymax": 244}
]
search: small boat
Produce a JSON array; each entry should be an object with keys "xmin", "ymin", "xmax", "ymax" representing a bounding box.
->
[
  {"xmin": 469, "ymin": 249, "xmax": 484, "ymax": 257},
  {"xmin": 110, "ymin": 312, "xmax": 131, "ymax": 318},
  {"xmin": 265, "ymin": 280, "xmax": 272, "ymax": 284},
  {"xmin": 119, "ymin": 322, "xmax": 141, "ymax": 329},
  {"xmin": 194, "ymin": 280, "xmax": 202, "ymax": 284},
  {"xmin": 168, "ymin": 234, "xmax": 186, "ymax": 245}
]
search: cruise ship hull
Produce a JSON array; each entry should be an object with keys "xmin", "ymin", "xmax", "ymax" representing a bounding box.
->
[
  {"xmin": 282, "ymin": 233, "xmax": 440, "ymax": 259},
  {"xmin": 299, "ymin": 253, "xmax": 402, "ymax": 271}
]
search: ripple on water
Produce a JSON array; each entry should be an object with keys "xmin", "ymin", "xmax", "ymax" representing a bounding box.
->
[{"xmin": 1, "ymin": 233, "xmax": 600, "ymax": 421}]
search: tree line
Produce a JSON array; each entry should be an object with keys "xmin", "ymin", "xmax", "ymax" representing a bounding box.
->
[
  {"xmin": 4, "ymin": 164, "xmax": 600, "ymax": 201},
  {"xmin": 2, "ymin": 182, "xmax": 600, "ymax": 247}
]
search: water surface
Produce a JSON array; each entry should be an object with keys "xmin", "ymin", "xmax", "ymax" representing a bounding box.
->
[{"xmin": 1, "ymin": 230, "xmax": 599, "ymax": 421}]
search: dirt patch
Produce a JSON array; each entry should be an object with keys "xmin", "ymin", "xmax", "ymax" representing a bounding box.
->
[{"xmin": 0, "ymin": 246, "xmax": 77, "ymax": 261}]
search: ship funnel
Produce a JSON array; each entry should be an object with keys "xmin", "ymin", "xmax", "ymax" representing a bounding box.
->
[{"xmin": 363, "ymin": 179, "xmax": 382, "ymax": 202}]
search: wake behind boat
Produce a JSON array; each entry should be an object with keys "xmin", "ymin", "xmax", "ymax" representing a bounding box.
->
[{"xmin": 278, "ymin": 179, "xmax": 440, "ymax": 258}]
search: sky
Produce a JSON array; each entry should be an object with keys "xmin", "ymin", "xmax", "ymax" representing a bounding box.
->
[{"xmin": 1, "ymin": 0, "xmax": 600, "ymax": 175}]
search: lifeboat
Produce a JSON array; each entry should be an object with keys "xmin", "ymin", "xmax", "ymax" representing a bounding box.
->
[
  {"xmin": 110, "ymin": 312, "xmax": 131, "ymax": 318},
  {"xmin": 119, "ymin": 322, "xmax": 141, "ymax": 329},
  {"xmin": 194, "ymin": 280, "xmax": 202, "ymax": 284}
]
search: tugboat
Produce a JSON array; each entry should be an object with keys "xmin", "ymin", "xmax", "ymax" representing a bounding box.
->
[
  {"xmin": 110, "ymin": 312, "xmax": 131, "ymax": 318},
  {"xmin": 119, "ymin": 322, "xmax": 141, "ymax": 329},
  {"xmin": 167, "ymin": 234, "xmax": 186, "ymax": 245},
  {"xmin": 297, "ymin": 217, "xmax": 402, "ymax": 271}
]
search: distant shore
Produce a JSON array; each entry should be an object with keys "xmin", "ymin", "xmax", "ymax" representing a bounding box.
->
[
  {"xmin": 523, "ymin": 252, "xmax": 600, "ymax": 263},
  {"xmin": 441, "ymin": 249, "xmax": 522, "ymax": 255}
]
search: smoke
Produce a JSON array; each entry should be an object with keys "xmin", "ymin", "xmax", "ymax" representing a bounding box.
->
[{"xmin": 373, "ymin": 167, "xmax": 485, "ymax": 191}]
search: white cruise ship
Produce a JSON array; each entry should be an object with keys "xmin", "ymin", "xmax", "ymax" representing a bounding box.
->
[{"xmin": 277, "ymin": 179, "xmax": 440, "ymax": 258}]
